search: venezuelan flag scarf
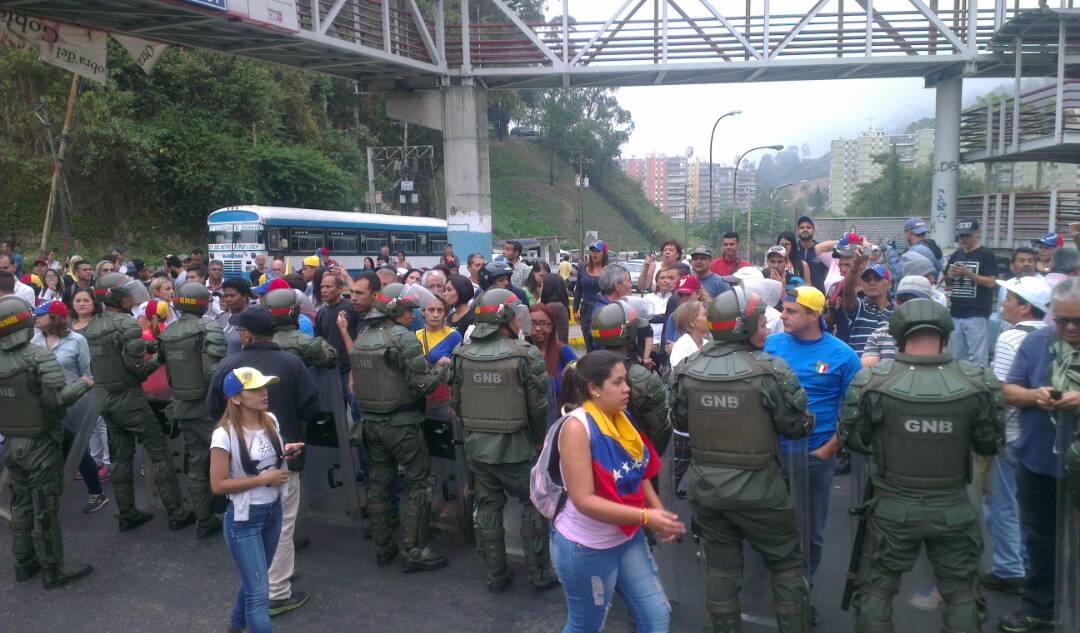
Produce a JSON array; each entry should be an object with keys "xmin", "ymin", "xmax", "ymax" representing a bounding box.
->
[{"xmin": 582, "ymin": 401, "xmax": 661, "ymax": 536}]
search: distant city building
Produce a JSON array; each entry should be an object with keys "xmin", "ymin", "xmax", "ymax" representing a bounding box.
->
[
  {"xmin": 666, "ymin": 155, "xmax": 688, "ymax": 221},
  {"xmin": 829, "ymin": 128, "xmax": 934, "ymax": 213},
  {"xmin": 691, "ymin": 161, "xmax": 757, "ymax": 223},
  {"xmin": 990, "ymin": 161, "xmax": 1080, "ymax": 191}
]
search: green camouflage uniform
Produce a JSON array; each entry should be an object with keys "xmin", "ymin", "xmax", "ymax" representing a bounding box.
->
[
  {"xmin": 449, "ymin": 331, "xmax": 554, "ymax": 589},
  {"xmin": 840, "ymin": 354, "xmax": 1004, "ymax": 633},
  {"xmin": 84, "ymin": 308, "xmax": 190, "ymax": 526},
  {"xmin": 1, "ymin": 330, "xmax": 92, "ymax": 583},
  {"xmin": 273, "ymin": 325, "xmax": 338, "ymax": 369},
  {"xmin": 157, "ymin": 313, "xmax": 226, "ymax": 526},
  {"xmin": 351, "ymin": 317, "xmax": 448, "ymax": 563},
  {"xmin": 670, "ymin": 340, "xmax": 814, "ymax": 633}
]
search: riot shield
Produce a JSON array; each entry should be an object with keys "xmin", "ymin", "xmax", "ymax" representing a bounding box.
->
[
  {"xmin": 301, "ymin": 367, "xmax": 363, "ymax": 527},
  {"xmin": 423, "ymin": 402, "xmax": 473, "ymax": 545},
  {"xmin": 738, "ymin": 438, "xmax": 810, "ymax": 630},
  {"xmin": 1055, "ymin": 413, "xmax": 1079, "ymax": 633},
  {"xmin": 0, "ymin": 387, "xmax": 106, "ymax": 523}
]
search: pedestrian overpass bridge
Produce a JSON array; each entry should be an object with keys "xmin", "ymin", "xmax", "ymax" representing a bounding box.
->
[{"xmin": 4, "ymin": 0, "xmax": 1078, "ymax": 255}]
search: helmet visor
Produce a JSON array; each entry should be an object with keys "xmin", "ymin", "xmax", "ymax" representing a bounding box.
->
[{"xmin": 120, "ymin": 277, "xmax": 151, "ymax": 305}]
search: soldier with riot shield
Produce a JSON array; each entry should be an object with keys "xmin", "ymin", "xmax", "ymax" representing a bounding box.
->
[
  {"xmin": 350, "ymin": 282, "xmax": 451, "ymax": 572},
  {"xmin": 840, "ymin": 299, "xmax": 1003, "ymax": 633},
  {"xmin": 670, "ymin": 287, "xmax": 815, "ymax": 633},
  {"xmin": 449, "ymin": 288, "xmax": 558, "ymax": 592},
  {"xmin": 590, "ymin": 300, "xmax": 672, "ymax": 456},
  {"xmin": 84, "ymin": 273, "xmax": 193, "ymax": 532},
  {"xmin": 262, "ymin": 288, "xmax": 337, "ymax": 369},
  {"xmin": 157, "ymin": 282, "xmax": 227, "ymax": 538},
  {"xmin": 0, "ymin": 295, "xmax": 95, "ymax": 588}
]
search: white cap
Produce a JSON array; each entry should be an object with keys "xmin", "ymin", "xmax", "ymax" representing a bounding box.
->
[
  {"xmin": 996, "ymin": 276, "xmax": 1051, "ymax": 315},
  {"xmin": 766, "ymin": 245, "xmax": 787, "ymax": 258},
  {"xmin": 733, "ymin": 266, "xmax": 764, "ymax": 280},
  {"xmin": 895, "ymin": 275, "xmax": 933, "ymax": 299}
]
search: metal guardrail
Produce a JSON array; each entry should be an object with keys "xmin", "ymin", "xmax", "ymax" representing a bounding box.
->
[{"xmin": 961, "ymin": 81, "xmax": 1080, "ymax": 154}]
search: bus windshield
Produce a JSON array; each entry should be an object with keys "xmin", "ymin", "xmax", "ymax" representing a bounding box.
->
[{"xmin": 210, "ymin": 226, "xmax": 265, "ymax": 246}]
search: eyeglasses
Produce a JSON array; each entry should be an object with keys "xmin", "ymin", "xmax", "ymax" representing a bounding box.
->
[{"xmin": 1054, "ymin": 316, "xmax": 1080, "ymax": 328}]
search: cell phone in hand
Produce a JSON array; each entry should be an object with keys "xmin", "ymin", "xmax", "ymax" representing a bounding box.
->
[{"xmin": 283, "ymin": 446, "xmax": 303, "ymax": 458}]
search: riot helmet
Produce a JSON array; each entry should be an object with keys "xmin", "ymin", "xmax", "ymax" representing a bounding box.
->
[
  {"xmin": 708, "ymin": 285, "xmax": 765, "ymax": 342},
  {"xmin": 888, "ymin": 298, "xmax": 953, "ymax": 348},
  {"xmin": 479, "ymin": 259, "xmax": 513, "ymax": 291},
  {"xmin": 591, "ymin": 300, "xmax": 649, "ymax": 349},
  {"xmin": 471, "ymin": 288, "xmax": 523, "ymax": 338},
  {"xmin": 372, "ymin": 283, "xmax": 420, "ymax": 319},
  {"xmin": 0, "ymin": 296, "xmax": 34, "ymax": 351},
  {"xmin": 95, "ymin": 272, "xmax": 150, "ymax": 309},
  {"xmin": 175, "ymin": 282, "xmax": 211, "ymax": 316},
  {"xmin": 263, "ymin": 288, "xmax": 300, "ymax": 326}
]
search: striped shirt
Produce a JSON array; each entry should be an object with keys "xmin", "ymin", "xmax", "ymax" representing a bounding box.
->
[
  {"xmin": 861, "ymin": 324, "xmax": 897, "ymax": 361},
  {"xmin": 846, "ymin": 297, "xmax": 894, "ymax": 356},
  {"xmin": 992, "ymin": 320, "xmax": 1046, "ymax": 443}
]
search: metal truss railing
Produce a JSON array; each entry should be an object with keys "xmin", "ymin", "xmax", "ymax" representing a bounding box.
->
[
  {"xmin": 961, "ymin": 81, "xmax": 1080, "ymax": 154},
  {"xmin": 958, "ymin": 188, "xmax": 1080, "ymax": 247}
]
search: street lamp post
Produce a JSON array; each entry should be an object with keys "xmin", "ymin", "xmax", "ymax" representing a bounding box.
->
[
  {"xmin": 767, "ymin": 179, "xmax": 809, "ymax": 248},
  {"xmin": 733, "ymin": 144, "xmax": 784, "ymax": 260},
  {"xmin": 707, "ymin": 110, "xmax": 741, "ymax": 249}
]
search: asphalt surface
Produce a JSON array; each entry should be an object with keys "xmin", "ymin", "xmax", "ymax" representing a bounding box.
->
[{"xmin": 0, "ymin": 454, "xmax": 1024, "ymax": 633}]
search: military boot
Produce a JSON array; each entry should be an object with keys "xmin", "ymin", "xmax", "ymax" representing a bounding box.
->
[
  {"xmin": 42, "ymin": 563, "xmax": 93, "ymax": 590},
  {"xmin": 708, "ymin": 599, "xmax": 743, "ymax": 633},
  {"xmin": 168, "ymin": 510, "xmax": 196, "ymax": 531},
  {"xmin": 196, "ymin": 515, "xmax": 223, "ymax": 539},
  {"xmin": 15, "ymin": 561, "xmax": 41, "ymax": 583},
  {"xmin": 375, "ymin": 541, "xmax": 399, "ymax": 567},
  {"xmin": 520, "ymin": 513, "xmax": 559, "ymax": 591},
  {"xmin": 479, "ymin": 528, "xmax": 510, "ymax": 590},
  {"xmin": 118, "ymin": 510, "xmax": 154, "ymax": 532},
  {"xmin": 401, "ymin": 547, "xmax": 448, "ymax": 573}
]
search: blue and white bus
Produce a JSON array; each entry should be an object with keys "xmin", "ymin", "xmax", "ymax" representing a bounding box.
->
[{"xmin": 206, "ymin": 206, "xmax": 448, "ymax": 278}]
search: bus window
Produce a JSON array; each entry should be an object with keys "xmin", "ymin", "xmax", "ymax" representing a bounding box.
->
[
  {"xmin": 361, "ymin": 230, "xmax": 388, "ymax": 254},
  {"xmin": 429, "ymin": 234, "xmax": 447, "ymax": 254},
  {"xmin": 235, "ymin": 226, "xmax": 265, "ymax": 246},
  {"xmin": 391, "ymin": 232, "xmax": 417, "ymax": 255},
  {"xmin": 290, "ymin": 228, "xmax": 324, "ymax": 253},
  {"xmin": 210, "ymin": 230, "xmax": 234, "ymax": 245},
  {"xmin": 417, "ymin": 233, "xmax": 428, "ymax": 254},
  {"xmin": 328, "ymin": 230, "xmax": 358, "ymax": 253},
  {"xmin": 268, "ymin": 228, "xmax": 288, "ymax": 252}
]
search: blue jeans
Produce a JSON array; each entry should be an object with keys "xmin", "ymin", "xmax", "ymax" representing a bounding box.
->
[
  {"xmin": 948, "ymin": 316, "xmax": 989, "ymax": 366},
  {"xmin": 224, "ymin": 500, "xmax": 283, "ymax": 633},
  {"xmin": 984, "ymin": 444, "xmax": 1028, "ymax": 579},
  {"xmin": 807, "ymin": 453, "xmax": 836, "ymax": 579},
  {"xmin": 550, "ymin": 529, "xmax": 670, "ymax": 633}
]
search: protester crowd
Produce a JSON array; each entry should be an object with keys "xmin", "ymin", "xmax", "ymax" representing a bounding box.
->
[{"xmin": 1, "ymin": 219, "xmax": 1079, "ymax": 633}]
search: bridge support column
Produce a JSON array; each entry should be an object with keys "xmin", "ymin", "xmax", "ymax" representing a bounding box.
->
[
  {"xmin": 930, "ymin": 78, "xmax": 962, "ymax": 247},
  {"xmin": 385, "ymin": 84, "xmax": 492, "ymax": 262}
]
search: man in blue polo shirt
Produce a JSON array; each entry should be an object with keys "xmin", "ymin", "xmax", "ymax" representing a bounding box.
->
[
  {"xmin": 765, "ymin": 286, "xmax": 861, "ymax": 590},
  {"xmin": 842, "ymin": 255, "xmax": 894, "ymax": 356},
  {"xmin": 998, "ymin": 277, "xmax": 1080, "ymax": 633}
]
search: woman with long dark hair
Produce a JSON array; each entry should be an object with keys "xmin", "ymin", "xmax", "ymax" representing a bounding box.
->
[
  {"xmin": 574, "ymin": 242, "xmax": 609, "ymax": 351},
  {"xmin": 524, "ymin": 261, "xmax": 550, "ymax": 306},
  {"xmin": 443, "ymin": 274, "xmax": 475, "ymax": 336},
  {"xmin": 552, "ymin": 351, "xmax": 686, "ymax": 632},
  {"xmin": 69, "ymin": 286, "xmax": 111, "ymax": 481},
  {"xmin": 540, "ymin": 275, "xmax": 572, "ymax": 346},
  {"xmin": 776, "ymin": 231, "xmax": 811, "ymax": 281}
]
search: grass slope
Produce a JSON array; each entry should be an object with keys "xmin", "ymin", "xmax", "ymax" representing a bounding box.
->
[{"xmin": 489, "ymin": 139, "xmax": 678, "ymax": 250}]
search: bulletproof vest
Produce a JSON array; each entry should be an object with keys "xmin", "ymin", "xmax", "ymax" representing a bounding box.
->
[
  {"xmin": 158, "ymin": 317, "xmax": 207, "ymax": 401},
  {"xmin": 0, "ymin": 347, "xmax": 51, "ymax": 438},
  {"xmin": 350, "ymin": 320, "xmax": 415, "ymax": 414},
  {"xmin": 680, "ymin": 347, "xmax": 777, "ymax": 469},
  {"xmin": 869, "ymin": 359, "xmax": 981, "ymax": 490},
  {"xmin": 84, "ymin": 313, "xmax": 137, "ymax": 393},
  {"xmin": 454, "ymin": 336, "xmax": 529, "ymax": 433},
  {"xmin": 626, "ymin": 362, "xmax": 657, "ymax": 430}
]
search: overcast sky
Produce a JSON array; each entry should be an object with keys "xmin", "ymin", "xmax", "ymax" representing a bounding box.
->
[{"xmin": 539, "ymin": 1, "xmax": 1015, "ymax": 164}]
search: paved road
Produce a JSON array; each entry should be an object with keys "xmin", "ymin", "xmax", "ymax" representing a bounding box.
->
[{"xmin": 0, "ymin": 458, "xmax": 1021, "ymax": 632}]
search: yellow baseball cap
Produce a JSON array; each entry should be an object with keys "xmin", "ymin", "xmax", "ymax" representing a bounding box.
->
[
  {"xmin": 303, "ymin": 255, "xmax": 320, "ymax": 267},
  {"xmin": 223, "ymin": 366, "xmax": 279, "ymax": 398},
  {"xmin": 784, "ymin": 286, "xmax": 825, "ymax": 314}
]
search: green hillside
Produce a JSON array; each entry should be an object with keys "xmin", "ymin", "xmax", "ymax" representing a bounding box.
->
[{"xmin": 487, "ymin": 140, "xmax": 680, "ymax": 251}]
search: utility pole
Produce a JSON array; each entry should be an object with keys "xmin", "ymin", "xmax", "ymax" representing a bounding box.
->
[
  {"xmin": 572, "ymin": 153, "xmax": 592, "ymax": 258},
  {"xmin": 39, "ymin": 73, "xmax": 79, "ymax": 253},
  {"xmin": 768, "ymin": 179, "xmax": 809, "ymax": 246},
  {"xmin": 707, "ymin": 110, "xmax": 740, "ymax": 249},
  {"xmin": 733, "ymin": 144, "xmax": 784, "ymax": 259}
]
